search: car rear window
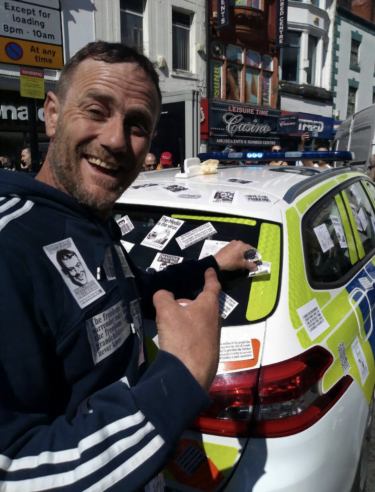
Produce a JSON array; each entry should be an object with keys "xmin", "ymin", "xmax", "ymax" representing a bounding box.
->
[{"xmin": 113, "ymin": 206, "xmax": 282, "ymax": 325}]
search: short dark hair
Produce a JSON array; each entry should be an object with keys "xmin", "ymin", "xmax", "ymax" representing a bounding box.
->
[
  {"xmin": 56, "ymin": 249, "xmax": 77, "ymax": 272},
  {"xmin": 55, "ymin": 41, "xmax": 161, "ymax": 104}
]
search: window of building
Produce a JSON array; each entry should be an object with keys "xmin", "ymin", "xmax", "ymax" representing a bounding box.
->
[
  {"xmin": 230, "ymin": 0, "xmax": 262, "ymax": 8},
  {"xmin": 172, "ymin": 10, "xmax": 191, "ymax": 71},
  {"xmin": 120, "ymin": 0, "xmax": 144, "ymax": 53},
  {"xmin": 211, "ymin": 44, "xmax": 273, "ymax": 105},
  {"xmin": 282, "ymin": 31, "xmax": 301, "ymax": 83},
  {"xmin": 347, "ymin": 86, "xmax": 357, "ymax": 117},
  {"xmin": 350, "ymin": 39, "xmax": 360, "ymax": 67},
  {"xmin": 306, "ymin": 35, "xmax": 318, "ymax": 85}
]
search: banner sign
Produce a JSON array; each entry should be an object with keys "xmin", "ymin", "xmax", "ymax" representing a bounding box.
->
[
  {"xmin": 282, "ymin": 111, "xmax": 335, "ymax": 139},
  {"xmin": 277, "ymin": 113, "xmax": 299, "ymax": 134},
  {"xmin": 209, "ymin": 101, "xmax": 280, "ymax": 148},
  {"xmin": 277, "ymin": 0, "xmax": 288, "ymax": 46},
  {"xmin": 217, "ymin": 0, "xmax": 229, "ymax": 30}
]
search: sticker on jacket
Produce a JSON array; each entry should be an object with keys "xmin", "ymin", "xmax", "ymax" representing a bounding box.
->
[
  {"xmin": 103, "ymin": 247, "xmax": 116, "ymax": 281},
  {"xmin": 141, "ymin": 216, "xmax": 184, "ymax": 251},
  {"xmin": 43, "ymin": 238, "xmax": 105, "ymax": 309},
  {"xmin": 86, "ymin": 300, "xmax": 131, "ymax": 365}
]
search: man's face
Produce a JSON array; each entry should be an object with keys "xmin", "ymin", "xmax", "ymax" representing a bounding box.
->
[
  {"xmin": 45, "ymin": 59, "xmax": 159, "ymax": 215},
  {"xmin": 62, "ymin": 255, "xmax": 87, "ymax": 286},
  {"xmin": 21, "ymin": 149, "xmax": 31, "ymax": 168}
]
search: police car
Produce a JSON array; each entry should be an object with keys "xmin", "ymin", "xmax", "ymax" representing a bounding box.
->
[{"xmin": 114, "ymin": 155, "xmax": 374, "ymax": 492}]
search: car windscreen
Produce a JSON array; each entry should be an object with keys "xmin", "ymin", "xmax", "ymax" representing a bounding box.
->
[{"xmin": 113, "ymin": 205, "xmax": 282, "ymax": 325}]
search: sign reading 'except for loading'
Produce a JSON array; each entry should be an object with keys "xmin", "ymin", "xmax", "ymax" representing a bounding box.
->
[{"xmin": 0, "ymin": 0, "xmax": 63, "ymax": 69}]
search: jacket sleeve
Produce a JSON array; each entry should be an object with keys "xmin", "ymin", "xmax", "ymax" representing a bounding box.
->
[
  {"xmin": 0, "ymin": 252, "xmax": 211, "ymax": 492},
  {"xmin": 130, "ymin": 255, "xmax": 220, "ymax": 318}
]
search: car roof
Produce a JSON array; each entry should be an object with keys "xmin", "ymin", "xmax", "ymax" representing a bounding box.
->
[{"xmin": 117, "ymin": 165, "xmax": 363, "ymax": 222}]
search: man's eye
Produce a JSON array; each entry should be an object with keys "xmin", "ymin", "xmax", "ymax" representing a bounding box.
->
[{"xmin": 88, "ymin": 108, "xmax": 104, "ymax": 117}]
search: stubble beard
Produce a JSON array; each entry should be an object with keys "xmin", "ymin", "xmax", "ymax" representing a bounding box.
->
[{"xmin": 49, "ymin": 122, "xmax": 130, "ymax": 215}]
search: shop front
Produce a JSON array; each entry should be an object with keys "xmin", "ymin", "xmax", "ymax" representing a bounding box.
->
[
  {"xmin": 280, "ymin": 111, "xmax": 336, "ymax": 150},
  {"xmin": 208, "ymin": 100, "xmax": 280, "ymax": 152}
]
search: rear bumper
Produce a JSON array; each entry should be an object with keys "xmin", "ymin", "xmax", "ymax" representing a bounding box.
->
[{"xmin": 224, "ymin": 381, "xmax": 369, "ymax": 492}]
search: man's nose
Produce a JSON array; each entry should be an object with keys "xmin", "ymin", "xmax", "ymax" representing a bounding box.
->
[{"xmin": 98, "ymin": 116, "xmax": 126, "ymax": 152}]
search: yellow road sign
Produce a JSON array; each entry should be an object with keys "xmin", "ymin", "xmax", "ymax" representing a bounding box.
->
[
  {"xmin": 0, "ymin": 36, "xmax": 63, "ymax": 69},
  {"xmin": 20, "ymin": 67, "xmax": 45, "ymax": 99}
]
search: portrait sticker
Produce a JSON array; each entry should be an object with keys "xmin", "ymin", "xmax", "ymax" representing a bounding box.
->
[
  {"xmin": 176, "ymin": 222, "xmax": 217, "ymax": 250},
  {"xmin": 313, "ymin": 224, "xmax": 334, "ymax": 253},
  {"xmin": 220, "ymin": 328, "xmax": 254, "ymax": 362},
  {"xmin": 176, "ymin": 193, "xmax": 202, "ymax": 200},
  {"xmin": 210, "ymin": 190, "xmax": 238, "ymax": 205},
  {"xmin": 198, "ymin": 239, "xmax": 229, "ymax": 260},
  {"xmin": 350, "ymin": 185, "xmax": 361, "ymax": 205},
  {"xmin": 149, "ymin": 252, "xmax": 184, "ymax": 272},
  {"xmin": 103, "ymin": 247, "xmax": 116, "ymax": 281},
  {"xmin": 116, "ymin": 215, "xmax": 134, "ymax": 236},
  {"xmin": 297, "ymin": 298, "xmax": 330, "ymax": 341},
  {"xmin": 329, "ymin": 215, "xmax": 348, "ymax": 249},
  {"xmin": 131, "ymin": 183, "xmax": 159, "ymax": 190},
  {"xmin": 350, "ymin": 203, "xmax": 363, "ymax": 231},
  {"xmin": 121, "ymin": 240, "xmax": 135, "ymax": 253},
  {"xmin": 162, "ymin": 184, "xmax": 191, "ymax": 194},
  {"xmin": 86, "ymin": 300, "xmax": 130, "ymax": 365},
  {"xmin": 226, "ymin": 178, "xmax": 255, "ymax": 185},
  {"xmin": 141, "ymin": 216, "xmax": 184, "ymax": 251},
  {"xmin": 358, "ymin": 208, "xmax": 368, "ymax": 232},
  {"xmin": 338, "ymin": 341, "xmax": 351, "ymax": 375},
  {"xmin": 219, "ymin": 291, "xmax": 239, "ymax": 319},
  {"xmin": 244, "ymin": 195, "xmax": 271, "ymax": 203},
  {"xmin": 352, "ymin": 337, "xmax": 369, "ymax": 386},
  {"xmin": 43, "ymin": 237, "xmax": 105, "ymax": 309},
  {"xmin": 115, "ymin": 245, "xmax": 134, "ymax": 278}
]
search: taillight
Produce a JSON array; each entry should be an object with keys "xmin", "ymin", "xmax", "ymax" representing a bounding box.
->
[{"xmin": 190, "ymin": 346, "xmax": 352, "ymax": 438}]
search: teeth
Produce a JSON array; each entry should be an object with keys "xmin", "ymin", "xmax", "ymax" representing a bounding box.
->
[{"xmin": 87, "ymin": 157, "xmax": 119, "ymax": 171}]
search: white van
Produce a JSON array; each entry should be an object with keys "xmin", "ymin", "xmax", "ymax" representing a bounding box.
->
[{"xmin": 333, "ymin": 104, "xmax": 375, "ymax": 168}]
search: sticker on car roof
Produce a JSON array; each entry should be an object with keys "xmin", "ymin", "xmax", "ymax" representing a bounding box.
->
[
  {"xmin": 162, "ymin": 184, "xmax": 191, "ymax": 194},
  {"xmin": 176, "ymin": 193, "xmax": 202, "ymax": 200},
  {"xmin": 116, "ymin": 215, "xmax": 134, "ymax": 236},
  {"xmin": 141, "ymin": 216, "xmax": 184, "ymax": 251},
  {"xmin": 329, "ymin": 215, "xmax": 348, "ymax": 249},
  {"xmin": 313, "ymin": 224, "xmax": 334, "ymax": 253},
  {"xmin": 130, "ymin": 182, "xmax": 159, "ymax": 190},
  {"xmin": 176, "ymin": 222, "xmax": 217, "ymax": 250},
  {"xmin": 338, "ymin": 341, "xmax": 351, "ymax": 375},
  {"xmin": 225, "ymin": 178, "xmax": 255, "ymax": 185},
  {"xmin": 198, "ymin": 239, "xmax": 229, "ymax": 260},
  {"xmin": 148, "ymin": 252, "xmax": 183, "ymax": 272},
  {"xmin": 244, "ymin": 194, "xmax": 271, "ymax": 202},
  {"xmin": 352, "ymin": 337, "xmax": 369, "ymax": 386},
  {"xmin": 219, "ymin": 291, "xmax": 238, "ymax": 319},
  {"xmin": 219, "ymin": 327, "xmax": 254, "ymax": 362},
  {"xmin": 297, "ymin": 298, "xmax": 330, "ymax": 341},
  {"xmin": 210, "ymin": 190, "xmax": 238, "ymax": 205}
]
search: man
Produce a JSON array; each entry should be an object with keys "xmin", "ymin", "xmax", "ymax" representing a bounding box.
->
[
  {"xmin": 0, "ymin": 42, "xmax": 255, "ymax": 492},
  {"xmin": 300, "ymin": 132, "xmax": 331, "ymax": 168},
  {"xmin": 56, "ymin": 249, "xmax": 88, "ymax": 287},
  {"xmin": 156, "ymin": 151, "xmax": 173, "ymax": 169},
  {"xmin": 143, "ymin": 152, "xmax": 157, "ymax": 171},
  {"xmin": 268, "ymin": 145, "xmax": 287, "ymax": 166},
  {"xmin": 20, "ymin": 146, "xmax": 32, "ymax": 171}
]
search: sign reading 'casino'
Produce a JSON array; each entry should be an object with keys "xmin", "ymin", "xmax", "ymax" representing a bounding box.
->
[{"xmin": 209, "ymin": 101, "xmax": 280, "ymax": 147}]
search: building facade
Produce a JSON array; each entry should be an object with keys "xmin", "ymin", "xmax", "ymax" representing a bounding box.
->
[{"xmin": 332, "ymin": 4, "xmax": 375, "ymax": 120}]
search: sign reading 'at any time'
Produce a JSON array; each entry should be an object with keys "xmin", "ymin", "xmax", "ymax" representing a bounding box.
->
[{"xmin": 0, "ymin": 0, "xmax": 62, "ymax": 45}]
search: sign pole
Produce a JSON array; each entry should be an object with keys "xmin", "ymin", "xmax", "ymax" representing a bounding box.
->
[{"xmin": 27, "ymin": 98, "xmax": 39, "ymax": 172}]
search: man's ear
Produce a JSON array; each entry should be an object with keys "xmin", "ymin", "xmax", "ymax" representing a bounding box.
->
[{"xmin": 44, "ymin": 91, "xmax": 61, "ymax": 138}]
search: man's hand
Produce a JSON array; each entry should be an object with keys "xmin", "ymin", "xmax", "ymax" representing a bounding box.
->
[
  {"xmin": 153, "ymin": 268, "xmax": 221, "ymax": 392},
  {"xmin": 214, "ymin": 240, "xmax": 258, "ymax": 272}
]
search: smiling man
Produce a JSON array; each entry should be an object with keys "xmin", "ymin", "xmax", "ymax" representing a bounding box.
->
[{"xmin": 0, "ymin": 42, "xmax": 256, "ymax": 492}]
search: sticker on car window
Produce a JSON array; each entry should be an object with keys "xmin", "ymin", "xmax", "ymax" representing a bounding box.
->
[
  {"xmin": 358, "ymin": 208, "xmax": 368, "ymax": 231},
  {"xmin": 352, "ymin": 337, "xmax": 369, "ymax": 386},
  {"xmin": 176, "ymin": 222, "xmax": 217, "ymax": 250},
  {"xmin": 116, "ymin": 215, "xmax": 134, "ymax": 236},
  {"xmin": 244, "ymin": 194, "xmax": 271, "ymax": 202},
  {"xmin": 297, "ymin": 298, "xmax": 330, "ymax": 341},
  {"xmin": 350, "ymin": 185, "xmax": 361, "ymax": 205},
  {"xmin": 219, "ymin": 328, "xmax": 254, "ymax": 362},
  {"xmin": 141, "ymin": 216, "xmax": 184, "ymax": 251},
  {"xmin": 148, "ymin": 252, "xmax": 183, "ymax": 272},
  {"xmin": 329, "ymin": 215, "xmax": 348, "ymax": 249},
  {"xmin": 350, "ymin": 203, "xmax": 363, "ymax": 231},
  {"xmin": 210, "ymin": 190, "xmax": 238, "ymax": 204},
  {"xmin": 115, "ymin": 246, "xmax": 134, "ymax": 278},
  {"xmin": 248, "ymin": 260, "xmax": 271, "ymax": 277},
  {"xmin": 313, "ymin": 224, "xmax": 334, "ymax": 253},
  {"xmin": 338, "ymin": 341, "xmax": 351, "ymax": 375},
  {"xmin": 121, "ymin": 240, "xmax": 135, "ymax": 253},
  {"xmin": 219, "ymin": 291, "xmax": 239, "ymax": 319},
  {"xmin": 198, "ymin": 239, "xmax": 229, "ymax": 260}
]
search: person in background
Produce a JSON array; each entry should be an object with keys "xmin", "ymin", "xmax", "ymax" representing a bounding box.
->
[
  {"xmin": 268, "ymin": 144, "xmax": 287, "ymax": 166},
  {"xmin": 143, "ymin": 152, "xmax": 157, "ymax": 171},
  {"xmin": 300, "ymin": 132, "xmax": 331, "ymax": 168},
  {"xmin": 20, "ymin": 147, "xmax": 32, "ymax": 172},
  {"xmin": 156, "ymin": 151, "xmax": 173, "ymax": 169}
]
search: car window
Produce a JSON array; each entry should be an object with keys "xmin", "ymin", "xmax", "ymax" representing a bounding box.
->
[
  {"xmin": 342, "ymin": 181, "xmax": 375, "ymax": 257},
  {"xmin": 305, "ymin": 195, "xmax": 353, "ymax": 283},
  {"xmin": 113, "ymin": 207, "xmax": 281, "ymax": 325}
]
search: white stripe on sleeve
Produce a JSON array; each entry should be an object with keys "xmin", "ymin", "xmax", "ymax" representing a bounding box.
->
[
  {"xmin": 0, "ymin": 198, "xmax": 20, "ymax": 213},
  {"xmin": 0, "ymin": 201, "xmax": 34, "ymax": 232}
]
